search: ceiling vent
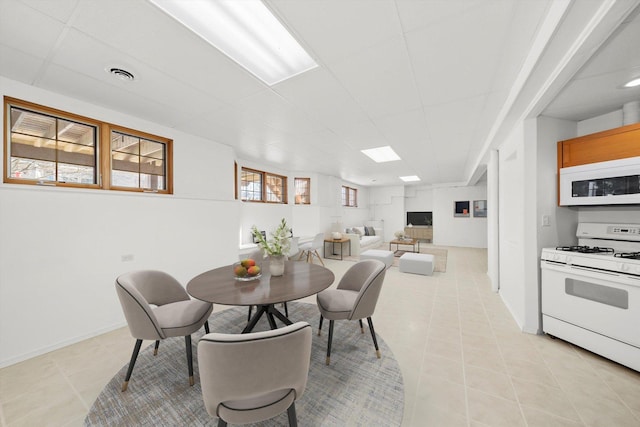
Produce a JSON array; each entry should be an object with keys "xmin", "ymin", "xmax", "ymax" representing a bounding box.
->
[{"xmin": 109, "ymin": 67, "xmax": 135, "ymax": 81}]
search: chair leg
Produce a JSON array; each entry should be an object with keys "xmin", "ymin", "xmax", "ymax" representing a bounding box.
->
[
  {"xmin": 247, "ymin": 305, "xmax": 253, "ymax": 322},
  {"xmin": 217, "ymin": 418, "xmax": 228, "ymax": 427},
  {"xmin": 358, "ymin": 319, "xmax": 364, "ymax": 334},
  {"xmin": 314, "ymin": 250, "xmax": 325, "ymax": 266},
  {"xmin": 284, "ymin": 302, "xmax": 289, "ymax": 317},
  {"xmin": 204, "ymin": 320, "xmax": 210, "ymax": 334},
  {"xmin": 154, "ymin": 340, "xmax": 160, "ymax": 355},
  {"xmin": 185, "ymin": 335, "xmax": 194, "ymax": 386},
  {"xmin": 326, "ymin": 320, "xmax": 334, "ymax": 365},
  {"xmin": 122, "ymin": 339, "xmax": 143, "ymax": 392},
  {"xmin": 318, "ymin": 315, "xmax": 324, "ymax": 336},
  {"xmin": 298, "ymin": 250, "xmax": 306, "ymax": 261},
  {"xmin": 287, "ymin": 402, "xmax": 298, "ymax": 427},
  {"xmin": 367, "ymin": 317, "xmax": 381, "ymax": 359}
]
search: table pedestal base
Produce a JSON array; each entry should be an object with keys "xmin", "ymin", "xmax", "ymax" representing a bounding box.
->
[{"xmin": 243, "ymin": 304, "xmax": 292, "ymax": 333}]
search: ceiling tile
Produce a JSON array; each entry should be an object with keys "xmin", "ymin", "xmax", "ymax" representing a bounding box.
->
[
  {"xmin": 330, "ymin": 36, "xmax": 422, "ymax": 119},
  {"xmin": 269, "ymin": 0, "xmax": 402, "ymax": 64},
  {"xmin": 0, "ymin": 0, "xmax": 66, "ymax": 58}
]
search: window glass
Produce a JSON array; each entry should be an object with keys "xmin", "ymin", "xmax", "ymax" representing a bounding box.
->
[
  {"xmin": 241, "ymin": 169, "xmax": 263, "ymax": 201},
  {"xmin": 240, "ymin": 167, "xmax": 287, "ymax": 203},
  {"xmin": 111, "ymin": 131, "xmax": 167, "ymax": 191},
  {"xmin": 8, "ymin": 106, "xmax": 97, "ymax": 183},
  {"xmin": 295, "ymin": 178, "xmax": 310, "ymax": 204},
  {"xmin": 341, "ymin": 185, "xmax": 357, "ymax": 207}
]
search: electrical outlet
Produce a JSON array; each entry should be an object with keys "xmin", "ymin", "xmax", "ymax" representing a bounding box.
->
[{"xmin": 121, "ymin": 254, "xmax": 134, "ymax": 262}]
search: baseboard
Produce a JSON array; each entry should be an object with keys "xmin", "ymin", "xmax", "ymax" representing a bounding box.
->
[{"xmin": 0, "ymin": 321, "xmax": 127, "ymax": 368}]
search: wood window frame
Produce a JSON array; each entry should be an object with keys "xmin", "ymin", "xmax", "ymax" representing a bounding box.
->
[
  {"xmin": 3, "ymin": 97, "xmax": 173, "ymax": 194},
  {"xmin": 342, "ymin": 185, "xmax": 357, "ymax": 207},
  {"xmin": 294, "ymin": 177, "xmax": 311, "ymax": 204},
  {"xmin": 240, "ymin": 166, "xmax": 288, "ymax": 204}
]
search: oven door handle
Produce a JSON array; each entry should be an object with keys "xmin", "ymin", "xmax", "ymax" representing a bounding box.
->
[{"xmin": 569, "ymin": 265, "xmax": 620, "ymax": 277}]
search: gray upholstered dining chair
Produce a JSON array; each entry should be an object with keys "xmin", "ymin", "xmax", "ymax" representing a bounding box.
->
[
  {"xmin": 115, "ymin": 270, "xmax": 213, "ymax": 391},
  {"xmin": 316, "ymin": 259, "xmax": 386, "ymax": 365},
  {"xmin": 198, "ymin": 322, "xmax": 312, "ymax": 427},
  {"xmin": 298, "ymin": 233, "xmax": 325, "ymax": 266}
]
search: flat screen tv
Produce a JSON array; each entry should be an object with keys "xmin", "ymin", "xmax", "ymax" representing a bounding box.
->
[{"xmin": 407, "ymin": 211, "xmax": 432, "ymax": 226}]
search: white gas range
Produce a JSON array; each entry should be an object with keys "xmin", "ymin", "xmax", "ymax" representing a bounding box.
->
[{"xmin": 540, "ymin": 223, "xmax": 640, "ymax": 372}]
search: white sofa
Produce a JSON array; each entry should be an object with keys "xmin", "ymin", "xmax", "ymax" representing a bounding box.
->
[{"xmin": 345, "ymin": 226, "xmax": 383, "ymax": 256}]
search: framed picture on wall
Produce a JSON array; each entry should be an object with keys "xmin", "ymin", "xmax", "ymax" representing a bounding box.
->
[
  {"xmin": 473, "ymin": 200, "xmax": 487, "ymax": 217},
  {"xmin": 454, "ymin": 201, "xmax": 470, "ymax": 217}
]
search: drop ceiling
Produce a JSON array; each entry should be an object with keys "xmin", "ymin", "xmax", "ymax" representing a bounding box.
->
[{"xmin": 0, "ymin": 0, "xmax": 639, "ymax": 187}]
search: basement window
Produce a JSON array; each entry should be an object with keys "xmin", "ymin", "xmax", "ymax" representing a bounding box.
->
[
  {"xmin": 240, "ymin": 167, "xmax": 287, "ymax": 204},
  {"xmin": 4, "ymin": 97, "xmax": 173, "ymax": 193}
]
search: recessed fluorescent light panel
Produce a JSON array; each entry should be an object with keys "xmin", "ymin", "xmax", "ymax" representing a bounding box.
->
[
  {"xmin": 149, "ymin": 0, "xmax": 318, "ymax": 86},
  {"xmin": 624, "ymin": 77, "xmax": 640, "ymax": 88},
  {"xmin": 361, "ymin": 146, "xmax": 401, "ymax": 163},
  {"xmin": 400, "ymin": 175, "xmax": 421, "ymax": 182}
]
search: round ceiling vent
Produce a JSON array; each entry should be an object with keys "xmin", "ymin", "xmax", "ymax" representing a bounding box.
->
[{"xmin": 109, "ymin": 67, "xmax": 135, "ymax": 81}]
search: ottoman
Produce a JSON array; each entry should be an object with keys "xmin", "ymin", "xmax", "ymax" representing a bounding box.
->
[
  {"xmin": 399, "ymin": 253, "xmax": 434, "ymax": 276},
  {"xmin": 360, "ymin": 249, "xmax": 394, "ymax": 269}
]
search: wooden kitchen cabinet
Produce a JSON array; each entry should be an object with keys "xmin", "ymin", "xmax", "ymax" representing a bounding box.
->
[
  {"xmin": 558, "ymin": 122, "xmax": 640, "ymax": 169},
  {"xmin": 405, "ymin": 226, "xmax": 432, "ymax": 242}
]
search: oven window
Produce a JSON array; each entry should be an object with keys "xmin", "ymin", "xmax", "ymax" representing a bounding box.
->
[
  {"xmin": 565, "ymin": 279, "xmax": 628, "ymax": 309},
  {"xmin": 572, "ymin": 174, "xmax": 640, "ymax": 197}
]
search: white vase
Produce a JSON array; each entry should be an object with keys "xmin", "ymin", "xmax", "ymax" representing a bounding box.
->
[{"xmin": 269, "ymin": 255, "xmax": 285, "ymax": 276}]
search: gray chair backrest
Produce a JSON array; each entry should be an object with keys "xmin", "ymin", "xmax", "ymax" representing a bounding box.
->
[
  {"xmin": 115, "ymin": 270, "xmax": 189, "ymax": 340},
  {"xmin": 337, "ymin": 260, "xmax": 386, "ymax": 320},
  {"xmin": 198, "ymin": 322, "xmax": 312, "ymax": 419}
]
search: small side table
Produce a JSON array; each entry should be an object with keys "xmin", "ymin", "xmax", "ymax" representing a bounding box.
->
[{"xmin": 323, "ymin": 238, "xmax": 351, "ymax": 260}]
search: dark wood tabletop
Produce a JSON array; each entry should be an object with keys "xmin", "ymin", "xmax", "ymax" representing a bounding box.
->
[{"xmin": 187, "ymin": 260, "xmax": 335, "ymax": 307}]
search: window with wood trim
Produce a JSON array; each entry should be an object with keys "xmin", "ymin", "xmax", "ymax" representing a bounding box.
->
[
  {"xmin": 294, "ymin": 177, "xmax": 310, "ymax": 204},
  {"xmin": 240, "ymin": 167, "xmax": 287, "ymax": 203},
  {"xmin": 342, "ymin": 185, "xmax": 357, "ymax": 207},
  {"xmin": 110, "ymin": 129, "xmax": 169, "ymax": 191},
  {"xmin": 4, "ymin": 97, "xmax": 172, "ymax": 193}
]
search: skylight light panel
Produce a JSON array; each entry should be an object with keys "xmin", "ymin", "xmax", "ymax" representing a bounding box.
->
[
  {"xmin": 149, "ymin": 0, "xmax": 318, "ymax": 86},
  {"xmin": 399, "ymin": 175, "xmax": 420, "ymax": 182},
  {"xmin": 361, "ymin": 146, "xmax": 401, "ymax": 163}
]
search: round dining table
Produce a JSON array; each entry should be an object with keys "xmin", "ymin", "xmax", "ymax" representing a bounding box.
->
[{"xmin": 187, "ymin": 260, "xmax": 335, "ymax": 333}]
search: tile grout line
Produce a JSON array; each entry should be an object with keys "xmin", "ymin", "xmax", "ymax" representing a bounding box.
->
[
  {"xmin": 481, "ymin": 277, "xmax": 533, "ymax": 427},
  {"xmin": 533, "ymin": 339, "xmax": 589, "ymax": 426},
  {"xmin": 406, "ymin": 274, "xmax": 438, "ymax": 426},
  {"xmin": 454, "ymin": 274, "xmax": 473, "ymax": 427}
]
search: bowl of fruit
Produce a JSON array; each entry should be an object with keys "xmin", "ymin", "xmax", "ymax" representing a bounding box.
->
[{"xmin": 233, "ymin": 258, "xmax": 261, "ymax": 281}]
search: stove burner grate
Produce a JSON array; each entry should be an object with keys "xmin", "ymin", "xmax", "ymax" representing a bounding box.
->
[
  {"xmin": 555, "ymin": 245, "xmax": 615, "ymax": 254},
  {"xmin": 614, "ymin": 252, "xmax": 640, "ymax": 260}
]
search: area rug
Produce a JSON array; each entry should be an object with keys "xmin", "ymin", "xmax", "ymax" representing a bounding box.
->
[
  {"xmin": 85, "ymin": 302, "xmax": 404, "ymax": 426},
  {"xmin": 344, "ymin": 244, "xmax": 448, "ymax": 272}
]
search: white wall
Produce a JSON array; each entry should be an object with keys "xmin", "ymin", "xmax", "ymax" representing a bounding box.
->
[
  {"xmin": 404, "ymin": 186, "xmax": 434, "ymax": 213},
  {"xmin": 432, "ymin": 185, "xmax": 487, "ymax": 248},
  {"xmin": 370, "ymin": 186, "xmax": 404, "ymax": 242},
  {"xmin": 498, "ymin": 123, "xmax": 527, "ymax": 331},
  {"xmin": 0, "ymin": 77, "xmax": 239, "ymax": 366}
]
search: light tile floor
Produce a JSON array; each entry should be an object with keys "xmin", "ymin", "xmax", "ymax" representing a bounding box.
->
[{"xmin": 1, "ymin": 246, "xmax": 639, "ymax": 426}]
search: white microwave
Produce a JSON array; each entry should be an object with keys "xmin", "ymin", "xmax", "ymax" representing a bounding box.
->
[{"xmin": 559, "ymin": 156, "xmax": 640, "ymax": 206}]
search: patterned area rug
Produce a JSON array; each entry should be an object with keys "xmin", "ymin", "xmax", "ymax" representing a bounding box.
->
[
  {"xmin": 85, "ymin": 302, "xmax": 404, "ymax": 426},
  {"xmin": 343, "ymin": 243, "xmax": 448, "ymax": 272}
]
